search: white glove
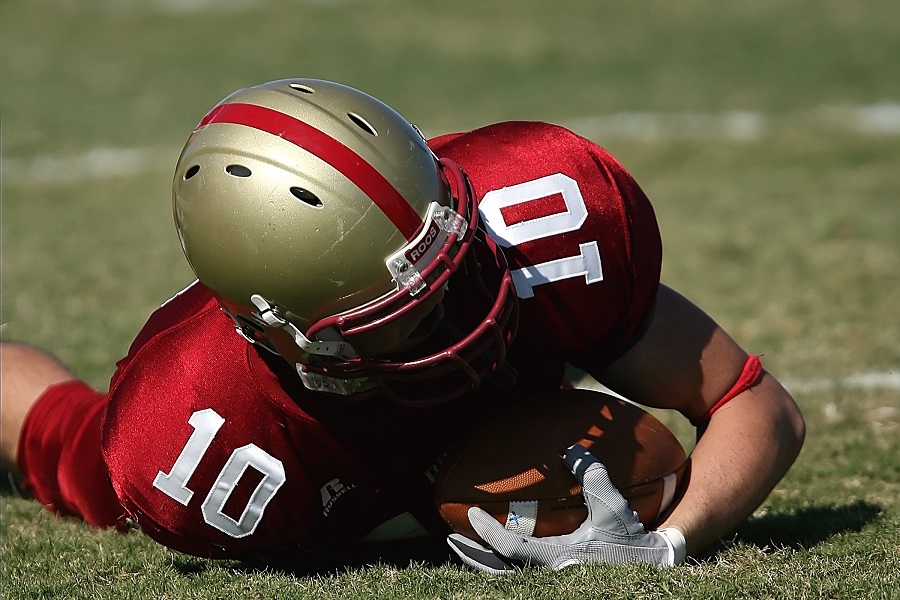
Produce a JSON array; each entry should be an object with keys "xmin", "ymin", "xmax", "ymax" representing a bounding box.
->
[{"xmin": 446, "ymin": 444, "xmax": 686, "ymax": 575}]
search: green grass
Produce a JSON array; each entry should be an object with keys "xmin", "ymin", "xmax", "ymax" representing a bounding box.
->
[{"xmin": 2, "ymin": 0, "xmax": 899, "ymax": 598}]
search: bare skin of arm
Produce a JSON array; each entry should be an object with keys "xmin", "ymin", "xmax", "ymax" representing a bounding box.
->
[
  {"xmin": 0, "ymin": 342, "xmax": 78, "ymax": 475},
  {"xmin": 594, "ymin": 285, "xmax": 806, "ymax": 557}
]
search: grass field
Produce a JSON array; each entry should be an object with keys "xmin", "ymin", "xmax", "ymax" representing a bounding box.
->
[{"xmin": 2, "ymin": 0, "xmax": 899, "ymax": 598}]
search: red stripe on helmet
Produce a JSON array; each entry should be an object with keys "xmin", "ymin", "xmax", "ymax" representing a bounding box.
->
[{"xmin": 199, "ymin": 102, "xmax": 423, "ymax": 239}]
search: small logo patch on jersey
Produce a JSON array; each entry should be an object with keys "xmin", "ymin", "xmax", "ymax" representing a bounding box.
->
[
  {"xmin": 423, "ymin": 451, "xmax": 447, "ymax": 483},
  {"xmin": 320, "ymin": 478, "xmax": 357, "ymax": 517}
]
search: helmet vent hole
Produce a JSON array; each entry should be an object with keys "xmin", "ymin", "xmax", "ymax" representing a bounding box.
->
[
  {"xmin": 184, "ymin": 165, "xmax": 200, "ymax": 180},
  {"xmin": 289, "ymin": 83, "xmax": 315, "ymax": 94},
  {"xmin": 226, "ymin": 164, "xmax": 252, "ymax": 177},
  {"xmin": 290, "ymin": 186, "xmax": 323, "ymax": 208},
  {"xmin": 347, "ymin": 112, "xmax": 377, "ymax": 136}
]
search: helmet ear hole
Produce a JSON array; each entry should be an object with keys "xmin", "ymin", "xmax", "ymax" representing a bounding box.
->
[
  {"xmin": 226, "ymin": 164, "xmax": 252, "ymax": 177},
  {"xmin": 184, "ymin": 165, "xmax": 201, "ymax": 180},
  {"xmin": 290, "ymin": 186, "xmax": 323, "ymax": 208}
]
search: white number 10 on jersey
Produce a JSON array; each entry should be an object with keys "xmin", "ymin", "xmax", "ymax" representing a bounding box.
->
[
  {"xmin": 478, "ymin": 173, "xmax": 603, "ymax": 299},
  {"xmin": 153, "ymin": 408, "xmax": 286, "ymax": 538}
]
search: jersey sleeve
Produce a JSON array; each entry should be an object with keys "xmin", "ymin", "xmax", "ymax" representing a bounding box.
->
[
  {"xmin": 102, "ymin": 289, "xmax": 328, "ymax": 558},
  {"xmin": 100, "ymin": 282, "xmax": 412, "ymax": 560},
  {"xmin": 17, "ymin": 380, "xmax": 124, "ymax": 528},
  {"xmin": 431, "ymin": 122, "xmax": 662, "ymax": 370},
  {"xmin": 12, "ymin": 282, "xmax": 233, "ymax": 533}
]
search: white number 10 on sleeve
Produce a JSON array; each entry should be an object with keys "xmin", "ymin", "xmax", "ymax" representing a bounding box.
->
[
  {"xmin": 153, "ymin": 408, "xmax": 286, "ymax": 538},
  {"xmin": 479, "ymin": 173, "xmax": 603, "ymax": 299}
]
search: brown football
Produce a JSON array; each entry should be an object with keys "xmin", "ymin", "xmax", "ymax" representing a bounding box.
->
[{"xmin": 434, "ymin": 388, "xmax": 689, "ymax": 542}]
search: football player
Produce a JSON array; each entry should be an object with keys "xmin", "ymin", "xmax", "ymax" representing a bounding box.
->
[{"xmin": 1, "ymin": 79, "xmax": 805, "ymax": 572}]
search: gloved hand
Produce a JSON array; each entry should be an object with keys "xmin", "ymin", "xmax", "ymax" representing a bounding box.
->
[{"xmin": 446, "ymin": 444, "xmax": 686, "ymax": 575}]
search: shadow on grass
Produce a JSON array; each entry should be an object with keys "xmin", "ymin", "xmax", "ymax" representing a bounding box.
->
[
  {"xmin": 2, "ymin": 465, "xmax": 453, "ymax": 577},
  {"xmin": 231, "ymin": 500, "xmax": 886, "ymax": 577},
  {"xmin": 0, "ymin": 469, "xmax": 30, "ymax": 499},
  {"xmin": 725, "ymin": 500, "xmax": 883, "ymax": 553},
  {"xmin": 175, "ymin": 501, "xmax": 887, "ymax": 578},
  {"xmin": 156, "ymin": 537, "xmax": 454, "ymax": 581},
  {"xmin": 237, "ymin": 536, "xmax": 455, "ymax": 577},
  {"xmin": 6, "ymin": 465, "xmax": 881, "ymax": 576}
]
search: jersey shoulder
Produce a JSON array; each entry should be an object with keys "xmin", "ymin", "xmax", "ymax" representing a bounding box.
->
[
  {"xmin": 429, "ymin": 121, "xmax": 622, "ymax": 180},
  {"xmin": 101, "ymin": 282, "xmax": 330, "ymax": 558},
  {"xmin": 434, "ymin": 122, "xmax": 662, "ymax": 369},
  {"xmin": 100, "ymin": 282, "xmax": 442, "ymax": 558}
]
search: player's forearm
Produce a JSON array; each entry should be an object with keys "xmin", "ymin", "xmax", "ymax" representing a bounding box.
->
[{"xmin": 657, "ymin": 374, "xmax": 805, "ymax": 557}]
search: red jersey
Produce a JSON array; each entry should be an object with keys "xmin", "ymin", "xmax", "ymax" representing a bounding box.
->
[{"xmin": 27, "ymin": 122, "xmax": 662, "ymax": 561}]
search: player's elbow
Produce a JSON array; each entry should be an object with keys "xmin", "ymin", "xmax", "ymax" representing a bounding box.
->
[
  {"xmin": 790, "ymin": 399, "xmax": 806, "ymax": 456},
  {"xmin": 776, "ymin": 385, "xmax": 806, "ymax": 464},
  {"xmin": 752, "ymin": 373, "xmax": 806, "ymax": 471}
]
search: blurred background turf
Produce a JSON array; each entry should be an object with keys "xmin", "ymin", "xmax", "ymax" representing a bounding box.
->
[
  {"xmin": 5, "ymin": 1, "xmax": 900, "ymax": 152},
  {"xmin": 1, "ymin": 1, "xmax": 898, "ymax": 597},
  {"xmin": 3, "ymin": 0, "xmax": 898, "ymax": 387}
]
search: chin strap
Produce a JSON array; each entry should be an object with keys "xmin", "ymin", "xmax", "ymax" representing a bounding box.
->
[
  {"xmin": 250, "ymin": 294, "xmax": 357, "ymax": 360},
  {"xmin": 295, "ymin": 365, "xmax": 364, "ymax": 395}
]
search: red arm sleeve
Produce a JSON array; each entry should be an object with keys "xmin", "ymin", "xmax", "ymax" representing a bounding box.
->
[
  {"xmin": 17, "ymin": 380, "xmax": 123, "ymax": 528},
  {"xmin": 14, "ymin": 282, "xmax": 220, "ymax": 531},
  {"xmin": 432, "ymin": 122, "xmax": 662, "ymax": 370}
]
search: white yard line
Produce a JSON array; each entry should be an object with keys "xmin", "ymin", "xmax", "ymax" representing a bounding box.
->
[
  {"xmin": 103, "ymin": 0, "xmax": 383, "ymax": 15},
  {"xmin": 781, "ymin": 371, "xmax": 900, "ymax": 394},
  {"xmin": 3, "ymin": 145, "xmax": 174, "ymax": 186},
  {"xmin": 563, "ymin": 103, "xmax": 900, "ymax": 141},
  {"xmin": 569, "ymin": 369, "xmax": 900, "ymax": 398},
  {"xmin": 4, "ymin": 103, "xmax": 900, "ymax": 185}
]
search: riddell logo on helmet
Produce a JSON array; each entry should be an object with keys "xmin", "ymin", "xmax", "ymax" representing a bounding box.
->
[{"xmin": 405, "ymin": 222, "xmax": 442, "ymax": 263}]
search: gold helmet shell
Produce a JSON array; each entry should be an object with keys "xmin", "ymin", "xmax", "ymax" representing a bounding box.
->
[
  {"xmin": 174, "ymin": 79, "xmax": 447, "ymax": 327},
  {"xmin": 173, "ymin": 79, "xmax": 517, "ymax": 403}
]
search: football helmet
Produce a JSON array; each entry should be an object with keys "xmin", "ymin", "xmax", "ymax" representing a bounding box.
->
[{"xmin": 173, "ymin": 78, "xmax": 518, "ymax": 405}]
